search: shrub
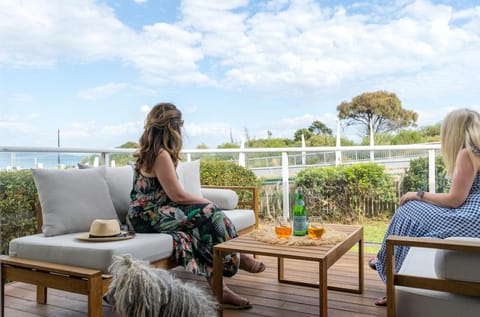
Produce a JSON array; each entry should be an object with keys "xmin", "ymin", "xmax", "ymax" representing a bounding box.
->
[
  {"xmin": 200, "ymin": 161, "xmax": 259, "ymax": 217},
  {"xmin": 401, "ymin": 156, "xmax": 450, "ymax": 193},
  {"xmin": 0, "ymin": 170, "xmax": 38, "ymax": 255},
  {"xmin": 200, "ymin": 161, "xmax": 257, "ymax": 186},
  {"xmin": 295, "ymin": 163, "xmax": 397, "ymax": 222}
]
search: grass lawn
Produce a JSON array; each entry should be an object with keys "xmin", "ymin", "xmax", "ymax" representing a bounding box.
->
[{"xmin": 351, "ymin": 217, "xmax": 390, "ymax": 254}]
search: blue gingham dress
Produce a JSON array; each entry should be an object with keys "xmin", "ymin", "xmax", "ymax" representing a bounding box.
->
[{"xmin": 376, "ymin": 172, "xmax": 480, "ymax": 283}]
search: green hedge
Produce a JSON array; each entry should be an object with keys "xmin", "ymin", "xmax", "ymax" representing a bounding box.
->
[
  {"xmin": 401, "ymin": 156, "xmax": 450, "ymax": 193},
  {"xmin": 0, "ymin": 170, "xmax": 38, "ymax": 255},
  {"xmin": 200, "ymin": 161, "xmax": 258, "ymax": 186},
  {"xmin": 200, "ymin": 161, "xmax": 259, "ymax": 209},
  {"xmin": 0, "ymin": 163, "xmax": 259, "ymax": 255},
  {"xmin": 295, "ymin": 163, "xmax": 397, "ymax": 222}
]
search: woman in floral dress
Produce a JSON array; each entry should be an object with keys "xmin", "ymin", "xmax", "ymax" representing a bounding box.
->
[
  {"xmin": 371, "ymin": 108, "xmax": 480, "ymax": 306},
  {"xmin": 128, "ymin": 103, "xmax": 265, "ymax": 309}
]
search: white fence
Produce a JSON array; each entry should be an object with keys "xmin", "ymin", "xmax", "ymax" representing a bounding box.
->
[{"xmin": 1, "ymin": 144, "xmax": 441, "ymax": 218}]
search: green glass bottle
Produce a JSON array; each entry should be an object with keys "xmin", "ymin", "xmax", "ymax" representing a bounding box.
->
[{"xmin": 293, "ymin": 185, "xmax": 307, "ymax": 236}]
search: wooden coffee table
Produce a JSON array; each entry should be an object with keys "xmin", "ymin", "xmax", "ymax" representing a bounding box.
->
[{"xmin": 212, "ymin": 224, "xmax": 364, "ymax": 316}]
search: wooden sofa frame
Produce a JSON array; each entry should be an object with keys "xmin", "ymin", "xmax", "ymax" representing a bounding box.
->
[
  {"xmin": 1, "ymin": 185, "xmax": 259, "ymax": 317},
  {"xmin": 386, "ymin": 235, "xmax": 480, "ymax": 317}
]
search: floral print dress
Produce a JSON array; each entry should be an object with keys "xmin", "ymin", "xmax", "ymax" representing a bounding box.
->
[{"xmin": 128, "ymin": 169, "xmax": 239, "ymax": 277}]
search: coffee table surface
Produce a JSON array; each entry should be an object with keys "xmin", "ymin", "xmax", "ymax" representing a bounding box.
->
[{"xmin": 215, "ymin": 223, "xmax": 362, "ymax": 260}]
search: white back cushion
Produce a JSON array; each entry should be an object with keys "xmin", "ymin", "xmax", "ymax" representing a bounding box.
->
[
  {"xmin": 104, "ymin": 166, "xmax": 134, "ymax": 223},
  {"xmin": 32, "ymin": 168, "xmax": 118, "ymax": 236},
  {"xmin": 176, "ymin": 160, "xmax": 203, "ymax": 198}
]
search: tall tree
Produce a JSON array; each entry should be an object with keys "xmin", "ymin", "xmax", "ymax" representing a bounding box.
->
[
  {"xmin": 337, "ymin": 90, "xmax": 418, "ymax": 137},
  {"xmin": 293, "ymin": 128, "xmax": 313, "ymax": 142},
  {"xmin": 308, "ymin": 120, "xmax": 332, "ymax": 135}
]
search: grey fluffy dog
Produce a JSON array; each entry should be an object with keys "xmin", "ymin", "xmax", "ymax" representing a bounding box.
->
[{"xmin": 104, "ymin": 255, "xmax": 218, "ymax": 317}]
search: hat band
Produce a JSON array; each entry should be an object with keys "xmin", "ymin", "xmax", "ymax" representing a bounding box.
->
[{"xmin": 88, "ymin": 232, "xmax": 127, "ymax": 238}]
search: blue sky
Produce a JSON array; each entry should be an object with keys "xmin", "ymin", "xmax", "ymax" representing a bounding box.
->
[{"xmin": 1, "ymin": 0, "xmax": 479, "ymax": 149}]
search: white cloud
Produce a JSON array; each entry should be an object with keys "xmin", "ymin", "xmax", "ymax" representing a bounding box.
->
[
  {"xmin": 1, "ymin": 0, "xmax": 479, "ymax": 97},
  {"xmin": 77, "ymin": 83, "xmax": 129, "ymax": 100},
  {"xmin": 184, "ymin": 121, "xmax": 234, "ymax": 137},
  {"xmin": 102, "ymin": 121, "xmax": 143, "ymax": 136},
  {"xmin": 0, "ymin": 0, "xmax": 136, "ymax": 67},
  {"xmin": 140, "ymin": 105, "xmax": 150, "ymax": 113},
  {"xmin": 130, "ymin": 22, "xmax": 209, "ymax": 84}
]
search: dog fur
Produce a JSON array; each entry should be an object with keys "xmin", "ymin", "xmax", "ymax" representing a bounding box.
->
[{"xmin": 104, "ymin": 255, "xmax": 218, "ymax": 317}]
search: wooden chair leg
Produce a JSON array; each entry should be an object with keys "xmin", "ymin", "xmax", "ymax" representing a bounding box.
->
[
  {"xmin": 36, "ymin": 285, "xmax": 47, "ymax": 304},
  {"xmin": 88, "ymin": 275, "xmax": 103, "ymax": 317},
  {"xmin": 1, "ymin": 265, "xmax": 5, "ymax": 317}
]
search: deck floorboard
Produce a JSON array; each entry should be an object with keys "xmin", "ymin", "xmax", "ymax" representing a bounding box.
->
[{"xmin": 2, "ymin": 252, "xmax": 386, "ymax": 316}]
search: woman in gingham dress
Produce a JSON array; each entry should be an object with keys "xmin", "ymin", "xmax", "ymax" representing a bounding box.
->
[
  {"xmin": 371, "ymin": 108, "xmax": 480, "ymax": 306},
  {"xmin": 128, "ymin": 103, "xmax": 265, "ymax": 309}
]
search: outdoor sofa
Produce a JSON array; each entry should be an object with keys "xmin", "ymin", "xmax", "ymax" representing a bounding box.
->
[
  {"xmin": 1, "ymin": 161, "xmax": 258, "ymax": 317},
  {"xmin": 386, "ymin": 235, "xmax": 480, "ymax": 317}
]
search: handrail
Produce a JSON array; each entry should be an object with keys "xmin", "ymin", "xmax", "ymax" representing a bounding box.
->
[
  {"xmin": 0, "ymin": 143, "xmax": 440, "ymax": 154},
  {"xmin": 1, "ymin": 143, "xmax": 442, "ymax": 218}
]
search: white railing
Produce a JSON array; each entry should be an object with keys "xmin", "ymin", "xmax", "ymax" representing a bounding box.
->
[{"xmin": 0, "ymin": 144, "xmax": 441, "ymax": 217}]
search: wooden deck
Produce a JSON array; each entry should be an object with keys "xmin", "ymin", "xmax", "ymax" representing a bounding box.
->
[{"xmin": 2, "ymin": 252, "xmax": 386, "ymax": 317}]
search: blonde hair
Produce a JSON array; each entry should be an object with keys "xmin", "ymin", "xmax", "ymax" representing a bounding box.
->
[
  {"xmin": 440, "ymin": 108, "xmax": 480, "ymax": 177},
  {"xmin": 134, "ymin": 103, "xmax": 183, "ymax": 173}
]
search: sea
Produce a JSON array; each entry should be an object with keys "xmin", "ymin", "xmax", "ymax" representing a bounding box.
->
[{"xmin": 0, "ymin": 152, "xmax": 87, "ymax": 170}]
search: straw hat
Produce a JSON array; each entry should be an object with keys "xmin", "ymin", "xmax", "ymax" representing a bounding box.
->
[{"xmin": 76, "ymin": 219, "xmax": 134, "ymax": 242}]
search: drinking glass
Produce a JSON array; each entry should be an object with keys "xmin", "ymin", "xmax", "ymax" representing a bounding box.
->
[
  {"xmin": 275, "ymin": 216, "xmax": 292, "ymax": 239},
  {"xmin": 307, "ymin": 216, "xmax": 325, "ymax": 239}
]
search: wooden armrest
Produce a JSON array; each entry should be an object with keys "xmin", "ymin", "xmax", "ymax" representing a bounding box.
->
[
  {"xmin": 386, "ymin": 235, "xmax": 480, "ymax": 317},
  {"xmin": 386, "ymin": 235, "xmax": 480, "ymax": 252},
  {"xmin": 202, "ymin": 185, "xmax": 259, "ymax": 228}
]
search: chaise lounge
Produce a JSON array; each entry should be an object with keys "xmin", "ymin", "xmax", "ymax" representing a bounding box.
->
[{"xmin": 1, "ymin": 161, "xmax": 259, "ymax": 317}]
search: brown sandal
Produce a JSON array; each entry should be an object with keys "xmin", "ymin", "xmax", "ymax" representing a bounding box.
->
[
  {"xmin": 368, "ymin": 257, "xmax": 378, "ymax": 271},
  {"xmin": 240, "ymin": 258, "xmax": 266, "ymax": 273}
]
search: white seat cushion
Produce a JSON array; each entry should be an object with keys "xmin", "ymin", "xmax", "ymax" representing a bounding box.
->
[
  {"xmin": 9, "ymin": 209, "xmax": 255, "ymax": 273},
  {"xmin": 9, "ymin": 233, "xmax": 173, "ymax": 273},
  {"xmin": 396, "ymin": 246, "xmax": 480, "ymax": 317},
  {"xmin": 223, "ymin": 209, "xmax": 255, "ymax": 231},
  {"xmin": 434, "ymin": 237, "xmax": 480, "ymax": 283}
]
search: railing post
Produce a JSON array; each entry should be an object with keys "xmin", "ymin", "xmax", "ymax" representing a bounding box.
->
[
  {"xmin": 239, "ymin": 138, "xmax": 246, "ymax": 167},
  {"xmin": 104, "ymin": 153, "xmax": 110, "ymax": 167},
  {"xmin": 428, "ymin": 149, "xmax": 436, "ymax": 193},
  {"xmin": 301, "ymin": 134, "xmax": 306, "ymax": 165},
  {"xmin": 281, "ymin": 152, "xmax": 290, "ymax": 219}
]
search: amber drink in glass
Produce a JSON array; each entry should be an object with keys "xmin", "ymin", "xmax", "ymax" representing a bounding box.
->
[
  {"xmin": 307, "ymin": 216, "xmax": 325, "ymax": 239},
  {"xmin": 275, "ymin": 217, "xmax": 292, "ymax": 238}
]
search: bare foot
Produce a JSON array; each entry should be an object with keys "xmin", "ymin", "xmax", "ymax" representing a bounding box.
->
[
  {"xmin": 222, "ymin": 285, "xmax": 252, "ymax": 309},
  {"xmin": 240, "ymin": 254, "xmax": 266, "ymax": 273},
  {"xmin": 206, "ymin": 276, "xmax": 252, "ymax": 310}
]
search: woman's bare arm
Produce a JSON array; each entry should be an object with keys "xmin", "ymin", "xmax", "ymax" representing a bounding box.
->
[
  {"xmin": 152, "ymin": 151, "xmax": 210, "ymax": 205},
  {"xmin": 399, "ymin": 149, "xmax": 476, "ymax": 208}
]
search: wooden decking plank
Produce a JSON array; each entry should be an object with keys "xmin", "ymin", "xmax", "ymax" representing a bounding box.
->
[{"xmin": 3, "ymin": 251, "xmax": 386, "ymax": 317}]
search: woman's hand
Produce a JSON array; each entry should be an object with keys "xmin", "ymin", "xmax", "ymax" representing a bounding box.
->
[{"xmin": 399, "ymin": 192, "xmax": 420, "ymax": 206}]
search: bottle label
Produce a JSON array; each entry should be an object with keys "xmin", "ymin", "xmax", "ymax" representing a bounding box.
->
[{"xmin": 293, "ymin": 215, "xmax": 307, "ymax": 232}]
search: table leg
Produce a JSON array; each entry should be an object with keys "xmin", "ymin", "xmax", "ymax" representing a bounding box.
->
[
  {"xmin": 319, "ymin": 260, "xmax": 328, "ymax": 317},
  {"xmin": 278, "ymin": 257, "xmax": 285, "ymax": 281},
  {"xmin": 1, "ymin": 263, "xmax": 4, "ymax": 317},
  {"xmin": 358, "ymin": 237, "xmax": 364, "ymax": 293},
  {"xmin": 212, "ymin": 248, "xmax": 223, "ymax": 304}
]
